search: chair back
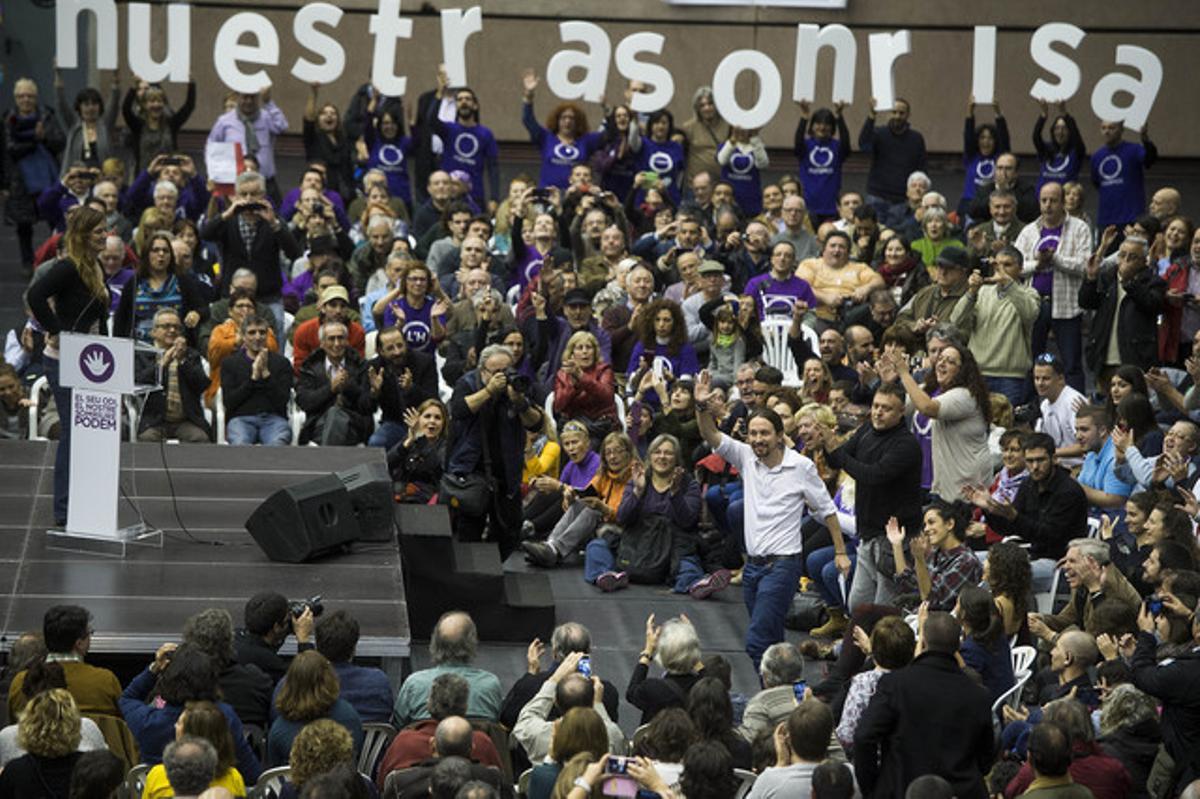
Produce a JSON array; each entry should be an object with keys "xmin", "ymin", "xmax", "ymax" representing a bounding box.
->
[
  {"xmin": 248, "ymin": 765, "xmax": 292, "ymax": 799},
  {"xmin": 758, "ymin": 318, "xmax": 801, "ymax": 386},
  {"xmin": 358, "ymin": 721, "xmax": 400, "ymax": 780},
  {"xmin": 124, "ymin": 763, "xmax": 151, "ymax": 799},
  {"xmin": 733, "ymin": 767, "xmax": 758, "ymax": 799},
  {"xmin": 517, "ymin": 767, "xmax": 534, "ymax": 798},
  {"xmin": 1011, "ymin": 645, "xmax": 1037, "ymax": 678}
]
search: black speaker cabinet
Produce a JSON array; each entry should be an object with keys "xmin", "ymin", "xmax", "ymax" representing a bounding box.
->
[
  {"xmin": 335, "ymin": 461, "xmax": 396, "ymax": 543},
  {"xmin": 245, "ymin": 475, "xmax": 359, "ymax": 562}
]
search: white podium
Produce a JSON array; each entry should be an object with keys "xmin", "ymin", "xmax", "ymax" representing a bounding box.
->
[{"xmin": 51, "ymin": 333, "xmax": 162, "ymax": 555}]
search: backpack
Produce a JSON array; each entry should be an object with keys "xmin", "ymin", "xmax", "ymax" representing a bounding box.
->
[{"xmin": 616, "ymin": 514, "xmax": 674, "ymax": 584}]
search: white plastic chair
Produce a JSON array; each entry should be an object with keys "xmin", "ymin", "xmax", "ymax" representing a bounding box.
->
[
  {"xmin": 26, "ymin": 375, "xmax": 50, "ymax": 440},
  {"xmin": 288, "ymin": 390, "xmax": 305, "ymax": 446},
  {"xmin": 435, "ymin": 350, "xmax": 452, "ymax": 402},
  {"xmin": 365, "ymin": 330, "xmax": 379, "ymax": 360},
  {"xmin": 1036, "ymin": 567, "xmax": 1065, "ymax": 615},
  {"xmin": 1011, "ymin": 645, "xmax": 1037, "ymax": 677},
  {"xmin": 506, "ymin": 284, "xmax": 522, "ymax": 312},
  {"xmin": 991, "ymin": 669, "xmax": 1032, "ymax": 716},
  {"xmin": 758, "ymin": 318, "xmax": 801, "ymax": 387},
  {"xmin": 248, "ymin": 765, "xmax": 291, "ymax": 799},
  {"xmin": 214, "ymin": 387, "xmax": 227, "ymax": 444},
  {"xmin": 733, "ymin": 768, "xmax": 757, "ymax": 799}
]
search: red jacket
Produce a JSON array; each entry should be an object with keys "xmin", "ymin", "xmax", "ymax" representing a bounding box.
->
[
  {"xmin": 1006, "ymin": 742, "xmax": 1130, "ymax": 799},
  {"xmin": 552, "ymin": 362, "xmax": 617, "ymax": 422},
  {"xmin": 291, "ymin": 317, "xmax": 366, "ymax": 374},
  {"xmin": 375, "ymin": 719, "xmax": 501, "ymax": 789}
]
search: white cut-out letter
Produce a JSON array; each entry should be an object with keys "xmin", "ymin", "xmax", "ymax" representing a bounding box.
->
[
  {"xmin": 441, "ymin": 7, "xmax": 483, "ymax": 89},
  {"xmin": 213, "ymin": 13, "xmax": 280, "ymax": 94},
  {"xmin": 867, "ymin": 30, "xmax": 911, "ymax": 111},
  {"xmin": 1090, "ymin": 45, "xmax": 1162, "ymax": 131},
  {"xmin": 712, "ymin": 50, "xmax": 782, "ymax": 130},
  {"xmin": 57, "ymin": 0, "xmax": 118, "ymax": 70},
  {"xmin": 369, "ymin": 0, "xmax": 414, "ymax": 96},
  {"xmin": 1029, "ymin": 23, "xmax": 1085, "ymax": 102},
  {"xmin": 545, "ymin": 21, "xmax": 611, "ymax": 103},
  {"xmin": 792, "ymin": 24, "xmax": 856, "ymax": 104},
  {"xmin": 615, "ymin": 32, "xmax": 674, "ymax": 112}
]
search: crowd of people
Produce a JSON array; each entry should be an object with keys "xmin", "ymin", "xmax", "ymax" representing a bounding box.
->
[{"xmin": 4, "ymin": 60, "xmax": 1200, "ymax": 799}]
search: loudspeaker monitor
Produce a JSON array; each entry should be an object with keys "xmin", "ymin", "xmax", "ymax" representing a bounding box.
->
[
  {"xmin": 245, "ymin": 475, "xmax": 359, "ymax": 562},
  {"xmin": 335, "ymin": 461, "xmax": 395, "ymax": 543}
]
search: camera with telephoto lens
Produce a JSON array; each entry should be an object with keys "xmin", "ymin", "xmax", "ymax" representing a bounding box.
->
[
  {"xmin": 505, "ymin": 368, "xmax": 531, "ymax": 394},
  {"xmin": 289, "ymin": 595, "xmax": 324, "ymax": 620}
]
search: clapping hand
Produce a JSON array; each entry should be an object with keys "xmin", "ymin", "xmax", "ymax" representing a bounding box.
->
[
  {"xmin": 852, "ymin": 625, "xmax": 871, "ymax": 654},
  {"xmin": 1174, "ymin": 486, "xmax": 1200, "ymax": 518},
  {"xmin": 885, "ymin": 516, "xmax": 906, "ymax": 546},
  {"xmin": 694, "ymin": 369, "xmax": 714, "ymax": 407},
  {"xmin": 630, "ymin": 460, "xmax": 647, "ymax": 493},
  {"xmin": 643, "ymin": 613, "xmax": 661, "ymax": 656},
  {"xmin": 402, "ymin": 406, "xmax": 421, "ymax": 445},
  {"xmin": 521, "ymin": 68, "xmax": 539, "ymax": 97},
  {"xmin": 1027, "ymin": 612, "xmax": 1052, "ymax": 641},
  {"xmin": 526, "ymin": 638, "xmax": 545, "ymax": 674},
  {"xmin": 368, "ymin": 365, "xmax": 384, "ymax": 395},
  {"xmin": 910, "ymin": 533, "xmax": 929, "ymax": 561}
]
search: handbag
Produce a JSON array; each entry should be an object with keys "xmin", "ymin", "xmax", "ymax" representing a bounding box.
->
[
  {"xmin": 438, "ymin": 472, "xmax": 494, "ymax": 518},
  {"xmin": 785, "ymin": 591, "xmax": 829, "ymax": 632}
]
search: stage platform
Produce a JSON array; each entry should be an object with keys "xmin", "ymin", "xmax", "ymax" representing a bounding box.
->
[{"xmin": 0, "ymin": 441, "xmax": 410, "ymax": 660}]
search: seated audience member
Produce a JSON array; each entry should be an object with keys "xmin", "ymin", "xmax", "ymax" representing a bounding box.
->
[
  {"xmin": 746, "ymin": 700, "xmax": 837, "ymax": 799},
  {"xmin": 522, "ymin": 422, "xmax": 601, "ymax": 538},
  {"xmin": 203, "ymin": 288, "xmax": 280, "ymax": 406},
  {"xmin": 364, "ymin": 323, "xmax": 439, "ymax": 450},
  {"xmin": 854, "ymin": 613, "xmax": 994, "ymax": 799},
  {"xmin": 521, "ymin": 432, "xmax": 636, "ymax": 569},
  {"xmin": 835, "ymin": 615, "xmax": 916, "ymax": 753},
  {"xmin": 1114, "ymin": 420, "xmax": 1200, "ymax": 492},
  {"xmin": 135, "ymin": 307, "xmax": 212, "ymax": 443},
  {"xmin": 1031, "ymin": 354, "xmax": 1085, "ymax": 464},
  {"xmin": 393, "ymin": 612, "xmax": 503, "ymax": 726},
  {"xmin": 0, "ymin": 661, "xmax": 105, "ymax": 767},
  {"xmin": 388, "ymin": 398, "xmax": 448, "ymax": 503},
  {"xmin": 513, "ymin": 653, "xmax": 625, "ymax": 763},
  {"xmin": 234, "ymin": 592, "xmax": 315, "ymax": 684},
  {"xmin": 292, "ymin": 286, "xmax": 368, "ymax": 372},
  {"xmin": 1005, "ymin": 631, "xmax": 1101, "ymax": 737},
  {"xmin": 113, "ymin": 230, "xmax": 209, "ymax": 344},
  {"xmin": 382, "ymin": 716, "xmax": 512, "ymax": 799},
  {"xmin": 181, "ymin": 608, "xmax": 273, "ymax": 729},
  {"xmin": 956, "ymin": 585, "xmax": 1016, "ymax": 704},
  {"xmin": 551, "ymin": 331, "xmax": 618, "ymax": 430},
  {"xmin": 119, "ymin": 643, "xmax": 261, "ymax": 780},
  {"xmin": 812, "ymin": 760, "xmax": 857, "ymax": 799},
  {"xmin": 527, "ymin": 707, "xmax": 610, "ymax": 799},
  {"xmin": 1011, "ymin": 722, "xmax": 1092, "ymax": 799},
  {"xmin": 64, "ymin": 750, "xmax": 126, "ymax": 799},
  {"xmin": 887, "ymin": 499, "xmax": 982, "ymax": 611},
  {"xmin": 266, "ymin": 651, "xmax": 363, "ymax": 767},
  {"xmin": 737, "ymin": 642, "xmax": 806, "ymax": 744},
  {"xmin": 965, "ymin": 432, "xmax": 1088, "ymax": 593},
  {"xmin": 221, "ymin": 313, "xmax": 294, "ymax": 446},
  {"xmin": 296, "ymin": 319, "xmax": 373, "ymax": 445},
  {"xmin": 161, "ymin": 737, "xmax": 219, "ymax": 799},
  {"xmin": 0, "ymin": 689, "xmax": 85, "ymax": 798},
  {"xmin": 370, "ymin": 260, "xmax": 449, "ymax": 354},
  {"xmin": 8, "ymin": 605, "xmax": 121, "ymax": 723},
  {"xmin": 378, "ymin": 674, "xmax": 501, "ymax": 783},
  {"xmin": 796, "ymin": 232, "xmax": 885, "ymax": 325},
  {"xmin": 1005, "ymin": 699, "xmax": 1131, "ymax": 799},
  {"xmin": 687, "ymin": 676, "xmax": 751, "ymax": 770},
  {"xmin": 278, "ymin": 718, "xmax": 364, "ymax": 799},
  {"xmin": 500, "ymin": 623, "xmax": 619, "ymax": 730},
  {"xmin": 1027, "ymin": 538, "xmax": 1142, "ymax": 643},
  {"xmin": 142, "ymin": 701, "xmax": 247, "ymax": 799},
  {"xmin": 1074, "ymin": 404, "xmax": 1134, "ymax": 515},
  {"xmin": 312, "ymin": 610, "xmax": 392, "ymax": 723},
  {"xmin": 626, "ymin": 615, "xmax": 705, "ymax": 725},
  {"xmin": 585, "ymin": 434, "xmax": 729, "ymax": 597},
  {"xmin": 627, "ymin": 300, "xmax": 701, "ymax": 392}
]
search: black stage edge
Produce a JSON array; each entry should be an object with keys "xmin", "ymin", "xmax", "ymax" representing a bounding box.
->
[
  {"xmin": 0, "ymin": 441, "xmax": 410, "ymax": 662},
  {"xmin": 396, "ymin": 504, "xmax": 555, "ymax": 642}
]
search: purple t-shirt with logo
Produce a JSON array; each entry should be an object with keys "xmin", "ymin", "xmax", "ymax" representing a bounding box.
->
[
  {"xmin": 961, "ymin": 154, "xmax": 997, "ymax": 206},
  {"xmin": 721, "ymin": 148, "xmax": 763, "ymax": 216},
  {"xmin": 1031, "ymin": 223, "xmax": 1062, "ymax": 296},
  {"xmin": 912, "ymin": 388, "xmax": 940, "ymax": 491},
  {"xmin": 524, "ymin": 104, "xmax": 602, "ymax": 190},
  {"xmin": 1091, "ymin": 141, "xmax": 1149, "ymax": 227},
  {"xmin": 440, "ymin": 121, "xmax": 498, "ymax": 207},
  {"xmin": 382, "ymin": 296, "xmax": 444, "ymax": 354},
  {"xmin": 797, "ymin": 136, "xmax": 849, "ymax": 217},
  {"xmin": 743, "ymin": 273, "xmax": 818, "ymax": 320},
  {"xmin": 635, "ymin": 138, "xmax": 685, "ymax": 205}
]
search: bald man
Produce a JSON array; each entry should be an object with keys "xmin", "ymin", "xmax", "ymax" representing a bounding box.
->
[{"xmin": 1149, "ymin": 187, "xmax": 1181, "ymax": 221}]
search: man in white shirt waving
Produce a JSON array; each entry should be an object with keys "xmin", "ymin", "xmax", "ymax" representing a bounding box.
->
[{"xmin": 695, "ymin": 370, "xmax": 842, "ymax": 669}]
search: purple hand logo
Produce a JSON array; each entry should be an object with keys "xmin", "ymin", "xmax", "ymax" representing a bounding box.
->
[{"xmin": 79, "ymin": 343, "xmax": 115, "ymax": 383}]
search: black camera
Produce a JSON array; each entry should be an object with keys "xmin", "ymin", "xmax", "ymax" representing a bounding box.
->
[
  {"xmin": 289, "ymin": 595, "xmax": 324, "ymax": 619},
  {"xmin": 239, "ymin": 201, "xmax": 266, "ymax": 213},
  {"xmin": 505, "ymin": 368, "xmax": 531, "ymax": 394}
]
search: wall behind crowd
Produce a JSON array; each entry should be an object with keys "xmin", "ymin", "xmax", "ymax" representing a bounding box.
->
[{"xmin": 10, "ymin": 0, "xmax": 1200, "ymax": 155}]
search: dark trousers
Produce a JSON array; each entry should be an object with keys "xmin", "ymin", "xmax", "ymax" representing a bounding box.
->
[
  {"xmin": 454, "ymin": 483, "xmax": 520, "ymax": 561},
  {"xmin": 44, "ymin": 356, "xmax": 70, "ymax": 523},
  {"xmin": 1031, "ymin": 303, "xmax": 1084, "ymax": 393},
  {"xmin": 743, "ymin": 554, "xmax": 804, "ymax": 670}
]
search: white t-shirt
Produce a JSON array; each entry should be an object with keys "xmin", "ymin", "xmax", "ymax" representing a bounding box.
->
[
  {"xmin": 715, "ymin": 435, "xmax": 836, "ymax": 556},
  {"xmin": 1038, "ymin": 384, "xmax": 1086, "ymax": 466}
]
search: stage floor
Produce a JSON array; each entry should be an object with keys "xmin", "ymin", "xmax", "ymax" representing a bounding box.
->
[{"xmin": 0, "ymin": 441, "xmax": 410, "ymax": 659}]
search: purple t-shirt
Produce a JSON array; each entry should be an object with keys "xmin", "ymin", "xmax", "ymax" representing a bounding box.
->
[
  {"xmin": 912, "ymin": 388, "xmax": 940, "ymax": 491},
  {"xmin": 560, "ymin": 450, "xmax": 602, "ymax": 490},
  {"xmin": 721, "ymin": 148, "xmax": 763, "ymax": 216},
  {"xmin": 439, "ymin": 121, "xmax": 498, "ymax": 207},
  {"xmin": 1031, "ymin": 223, "xmax": 1062, "ymax": 296},
  {"xmin": 514, "ymin": 248, "xmax": 547, "ymax": 291},
  {"xmin": 382, "ymin": 295, "xmax": 444, "ymax": 353},
  {"xmin": 1091, "ymin": 141, "xmax": 1149, "ymax": 227},
  {"xmin": 743, "ymin": 273, "xmax": 819, "ymax": 320}
]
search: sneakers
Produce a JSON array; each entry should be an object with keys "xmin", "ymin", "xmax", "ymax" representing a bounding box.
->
[
  {"xmin": 809, "ymin": 608, "xmax": 849, "ymax": 638},
  {"xmin": 595, "ymin": 571, "xmax": 630, "ymax": 592},
  {"xmin": 521, "ymin": 540, "xmax": 560, "ymax": 568},
  {"xmin": 688, "ymin": 569, "xmax": 732, "ymax": 600}
]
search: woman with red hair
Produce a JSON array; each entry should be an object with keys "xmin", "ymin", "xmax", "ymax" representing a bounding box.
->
[{"xmin": 520, "ymin": 68, "xmax": 602, "ymax": 190}]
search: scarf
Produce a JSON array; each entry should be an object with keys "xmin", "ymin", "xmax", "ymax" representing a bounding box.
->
[{"xmin": 237, "ymin": 110, "xmax": 260, "ymax": 154}]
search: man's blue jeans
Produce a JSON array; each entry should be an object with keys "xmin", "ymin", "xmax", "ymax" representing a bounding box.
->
[
  {"xmin": 806, "ymin": 542, "xmax": 857, "ymax": 609},
  {"xmin": 369, "ymin": 420, "xmax": 406, "ymax": 450},
  {"xmin": 743, "ymin": 553, "xmax": 803, "ymax": 670},
  {"xmin": 226, "ymin": 414, "xmax": 291, "ymax": 446}
]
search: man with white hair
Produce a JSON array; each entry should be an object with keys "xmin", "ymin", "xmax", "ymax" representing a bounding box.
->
[
  {"xmin": 737, "ymin": 642, "xmax": 805, "ymax": 743},
  {"xmin": 1027, "ymin": 537, "xmax": 1141, "ymax": 642},
  {"xmin": 295, "ymin": 318, "xmax": 372, "ymax": 445},
  {"xmin": 101, "ymin": 234, "xmax": 135, "ymax": 312},
  {"xmin": 771, "ymin": 195, "xmax": 820, "ymax": 261},
  {"xmin": 886, "ymin": 171, "xmax": 931, "ymax": 237},
  {"xmin": 1079, "ymin": 234, "xmax": 1166, "ymax": 376},
  {"xmin": 350, "ymin": 215, "xmax": 396, "ymax": 294},
  {"xmin": 1114, "ymin": 420, "xmax": 1200, "ymax": 492},
  {"xmin": 163, "ymin": 737, "xmax": 218, "ymax": 799}
]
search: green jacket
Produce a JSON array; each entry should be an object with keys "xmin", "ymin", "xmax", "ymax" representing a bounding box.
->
[{"xmin": 950, "ymin": 281, "xmax": 1040, "ymax": 378}]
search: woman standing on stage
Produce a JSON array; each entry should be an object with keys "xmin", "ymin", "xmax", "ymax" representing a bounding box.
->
[{"xmin": 26, "ymin": 205, "xmax": 110, "ymax": 527}]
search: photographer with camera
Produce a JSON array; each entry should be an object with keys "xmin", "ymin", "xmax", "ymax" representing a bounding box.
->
[
  {"xmin": 233, "ymin": 592, "xmax": 317, "ymax": 684},
  {"xmin": 200, "ymin": 171, "xmax": 302, "ymax": 343},
  {"xmin": 36, "ymin": 162, "xmax": 100, "ymax": 232},
  {"xmin": 444, "ymin": 343, "xmax": 545, "ymax": 560}
]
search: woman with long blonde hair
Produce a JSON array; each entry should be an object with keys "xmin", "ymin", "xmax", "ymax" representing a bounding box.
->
[{"xmin": 26, "ymin": 205, "xmax": 110, "ymax": 526}]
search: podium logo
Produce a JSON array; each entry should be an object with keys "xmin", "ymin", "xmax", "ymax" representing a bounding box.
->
[{"xmin": 79, "ymin": 344, "xmax": 115, "ymax": 383}]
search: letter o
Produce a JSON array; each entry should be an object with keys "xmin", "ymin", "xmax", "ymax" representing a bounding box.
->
[{"xmin": 711, "ymin": 50, "xmax": 783, "ymax": 130}]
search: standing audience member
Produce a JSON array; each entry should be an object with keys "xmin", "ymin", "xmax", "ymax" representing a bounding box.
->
[
  {"xmin": 746, "ymin": 701, "xmax": 837, "ymax": 799},
  {"xmin": 858, "ymin": 98, "xmax": 927, "ymax": 213},
  {"xmin": 207, "ymin": 89, "xmax": 289, "ymax": 200}
]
